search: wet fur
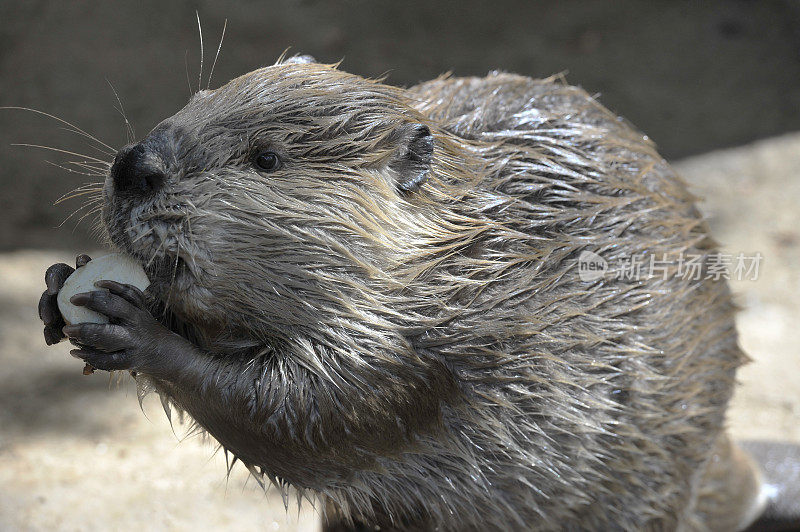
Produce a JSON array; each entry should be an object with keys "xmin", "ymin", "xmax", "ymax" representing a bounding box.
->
[{"xmin": 100, "ymin": 61, "xmax": 757, "ymax": 530}]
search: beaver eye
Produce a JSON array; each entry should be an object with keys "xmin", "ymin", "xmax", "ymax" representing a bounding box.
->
[{"xmin": 253, "ymin": 151, "xmax": 281, "ymax": 172}]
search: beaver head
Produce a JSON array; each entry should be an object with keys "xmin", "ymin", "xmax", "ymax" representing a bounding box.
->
[
  {"xmin": 101, "ymin": 60, "xmax": 476, "ymax": 486},
  {"xmin": 102, "ymin": 60, "xmax": 446, "ymax": 323}
]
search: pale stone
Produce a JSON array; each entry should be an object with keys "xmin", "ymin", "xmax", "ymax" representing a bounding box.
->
[{"xmin": 56, "ymin": 253, "xmax": 150, "ymax": 325}]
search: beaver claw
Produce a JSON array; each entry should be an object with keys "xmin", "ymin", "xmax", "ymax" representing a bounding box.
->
[
  {"xmin": 39, "ymin": 254, "xmax": 92, "ymax": 345},
  {"xmin": 62, "ymin": 280, "xmax": 172, "ymax": 373}
]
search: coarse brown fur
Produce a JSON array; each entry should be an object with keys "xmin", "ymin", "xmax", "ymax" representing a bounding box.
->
[{"xmin": 58, "ymin": 58, "xmax": 768, "ymax": 529}]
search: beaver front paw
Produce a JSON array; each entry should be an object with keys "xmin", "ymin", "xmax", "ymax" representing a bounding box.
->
[
  {"xmin": 62, "ymin": 280, "xmax": 177, "ymax": 375},
  {"xmin": 38, "ymin": 254, "xmax": 92, "ymax": 345}
]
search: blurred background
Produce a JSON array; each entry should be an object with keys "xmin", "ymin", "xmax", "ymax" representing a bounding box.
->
[{"xmin": 0, "ymin": 1, "xmax": 798, "ymax": 530}]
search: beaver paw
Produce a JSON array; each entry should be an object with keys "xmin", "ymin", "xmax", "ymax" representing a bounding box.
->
[
  {"xmin": 62, "ymin": 280, "xmax": 177, "ymax": 374},
  {"xmin": 38, "ymin": 254, "xmax": 92, "ymax": 345}
]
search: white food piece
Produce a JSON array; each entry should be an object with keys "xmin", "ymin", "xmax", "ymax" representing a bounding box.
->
[{"xmin": 56, "ymin": 253, "xmax": 150, "ymax": 325}]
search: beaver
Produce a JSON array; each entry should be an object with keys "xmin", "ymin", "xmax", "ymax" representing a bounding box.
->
[{"xmin": 37, "ymin": 56, "xmax": 795, "ymax": 530}]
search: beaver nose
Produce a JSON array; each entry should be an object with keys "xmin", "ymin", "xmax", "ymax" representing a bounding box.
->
[{"xmin": 110, "ymin": 143, "xmax": 166, "ymax": 195}]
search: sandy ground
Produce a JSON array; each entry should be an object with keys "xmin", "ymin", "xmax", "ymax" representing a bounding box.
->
[{"xmin": 0, "ymin": 134, "xmax": 798, "ymax": 530}]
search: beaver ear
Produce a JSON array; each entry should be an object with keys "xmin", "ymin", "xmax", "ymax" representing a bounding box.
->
[
  {"xmin": 391, "ymin": 124, "xmax": 434, "ymax": 193},
  {"xmin": 283, "ymin": 54, "xmax": 317, "ymax": 65}
]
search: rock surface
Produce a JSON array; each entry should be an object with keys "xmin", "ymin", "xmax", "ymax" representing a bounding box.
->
[{"xmin": 57, "ymin": 253, "xmax": 150, "ymax": 325}]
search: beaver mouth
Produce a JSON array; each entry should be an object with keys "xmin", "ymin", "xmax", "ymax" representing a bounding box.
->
[
  {"xmin": 129, "ymin": 223, "xmax": 195, "ymax": 278},
  {"xmin": 141, "ymin": 252, "xmax": 192, "ymax": 287},
  {"xmin": 104, "ymin": 201, "xmax": 198, "ymax": 289}
]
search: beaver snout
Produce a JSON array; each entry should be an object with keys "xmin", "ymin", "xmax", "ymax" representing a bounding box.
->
[{"xmin": 110, "ymin": 142, "xmax": 167, "ymax": 196}]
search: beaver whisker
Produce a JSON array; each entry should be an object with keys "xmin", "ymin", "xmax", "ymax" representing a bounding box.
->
[
  {"xmin": 66, "ymin": 160, "xmax": 112, "ymax": 174},
  {"xmin": 195, "ymin": 12, "xmax": 204, "ymax": 94},
  {"xmin": 105, "ymin": 80, "xmax": 135, "ymax": 144},
  {"xmin": 144, "ymin": 241, "xmax": 163, "ymax": 271},
  {"xmin": 58, "ymin": 196, "xmax": 103, "ymax": 229},
  {"xmin": 89, "ymin": 201, "xmax": 110, "ymax": 239},
  {"xmin": 117, "ymin": 221, "xmax": 162, "ymax": 265},
  {"xmin": 128, "ymin": 224, "xmax": 156, "ymax": 246},
  {"xmin": 72, "ymin": 204, "xmax": 104, "ymax": 231},
  {"xmin": 163, "ymin": 248, "xmax": 186, "ymax": 313},
  {"xmin": 55, "ymin": 183, "xmax": 104, "ymax": 205},
  {"xmin": 11, "ymin": 143, "xmax": 111, "ymax": 166},
  {"xmin": 206, "ymin": 19, "xmax": 227, "ymax": 91},
  {"xmin": 182, "ymin": 214, "xmax": 202, "ymax": 278},
  {"xmin": 183, "ymin": 51, "xmax": 194, "ymax": 99},
  {"xmin": 0, "ymin": 106, "xmax": 116, "ymax": 153},
  {"xmin": 44, "ymin": 160, "xmax": 106, "ymax": 178}
]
